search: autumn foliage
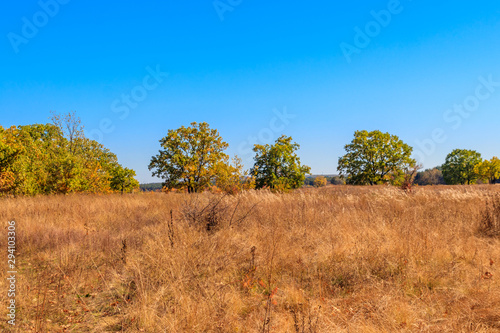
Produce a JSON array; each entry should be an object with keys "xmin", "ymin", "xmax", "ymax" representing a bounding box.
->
[{"xmin": 0, "ymin": 113, "xmax": 139, "ymax": 196}]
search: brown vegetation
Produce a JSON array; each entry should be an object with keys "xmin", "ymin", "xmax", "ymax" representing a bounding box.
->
[{"xmin": 1, "ymin": 186, "xmax": 500, "ymax": 332}]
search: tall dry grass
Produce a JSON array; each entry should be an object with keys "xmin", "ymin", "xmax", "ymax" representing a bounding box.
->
[{"xmin": 1, "ymin": 185, "xmax": 500, "ymax": 332}]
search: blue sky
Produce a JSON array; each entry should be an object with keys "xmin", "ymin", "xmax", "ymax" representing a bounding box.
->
[{"xmin": 1, "ymin": 0, "xmax": 500, "ymax": 183}]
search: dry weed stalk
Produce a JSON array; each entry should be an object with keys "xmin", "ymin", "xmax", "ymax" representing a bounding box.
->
[
  {"xmin": 168, "ymin": 209, "xmax": 174, "ymax": 248},
  {"xmin": 478, "ymin": 195, "xmax": 500, "ymax": 238},
  {"xmin": 289, "ymin": 303, "xmax": 320, "ymax": 333}
]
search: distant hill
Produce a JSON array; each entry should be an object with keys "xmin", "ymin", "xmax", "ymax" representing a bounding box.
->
[
  {"xmin": 307, "ymin": 174, "xmax": 339, "ymax": 178},
  {"xmin": 141, "ymin": 175, "xmax": 343, "ymax": 191},
  {"xmin": 139, "ymin": 183, "xmax": 163, "ymax": 191},
  {"xmin": 304, "ymin": 174, "xmax": 343, "ymax": 186}
]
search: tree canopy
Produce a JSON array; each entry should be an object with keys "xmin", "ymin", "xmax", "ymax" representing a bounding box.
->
[
  {"xmin": 5, "ymin": 113, "xmax": 500, "ymax": 196},
  {"xmin": 251, "ymin": 135, "xmax": 311, "ymax": 191},
  {"xmin": 0, "ymin": 113, "xmax": 139, "ymax": 196},
  {"xmin": 442, "ymin": 149, "xmax": 482, "ymax": 185},
  {"xmin": 149, "ymin": 122, "xmax": 245, "ymax": 193},
  {"xmin": 337, "ymin": 130, "xmax": 416, "ymax": 185},
  {"xmin": 475, "ymin": 157, "xmax": 500, "ymax": 184}
]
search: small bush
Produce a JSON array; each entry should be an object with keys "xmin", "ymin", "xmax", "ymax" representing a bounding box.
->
[{"xmin": 313, "ymin": 176, "xmax": 327, "ymax": 188}]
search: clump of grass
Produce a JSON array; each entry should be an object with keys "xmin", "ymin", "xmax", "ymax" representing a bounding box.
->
[
  {"xmin": 288, "ymin": 303, "xmax": 320, "ymax": 333},
  {"xmin": 182, "ymin": 194, "xmax": 230, "ymax": 231},
  {"xmin": 182, "ymin": 193, "xmax": 257, "ymax": 231}
]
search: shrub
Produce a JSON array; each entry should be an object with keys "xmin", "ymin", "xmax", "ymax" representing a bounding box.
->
[{"xmin": 313, "ymin": 176, "xmax": 327, "ymax": 187}]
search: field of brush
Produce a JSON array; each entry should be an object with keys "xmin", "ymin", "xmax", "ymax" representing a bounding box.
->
[{"xmin": 1, "ymin": 185, "xmax": 500, "ymax": 332}]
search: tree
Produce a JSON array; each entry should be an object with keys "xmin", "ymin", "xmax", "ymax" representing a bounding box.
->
[
  {"xmin": 414, "ymin": 167, "xmax": 445, "ymax": 185},
  {"xmin": 45, "ymin": 112, "xmax": 135, "ymax": 194},
  {"xmin": 251, "ymin": 135, "xmax": 311, "ymax": 191},
  {"xmin": 149, "ymin": 122, "xmax": 232, "ymax": 193},
  {"xmin": 442, "ymin": 149, "xmax": 482, "ymax": 185},
  {"xmin": 0, "ymin": 112, "xmax": 139, "ymax": 196},
  {"xmin": 475, "ymin": 157, "xmax": 500, "ymax": 184},
  {"xmin": 213, "ymin": 156, "xmax": 254, "ymax": 194},
  {"xmin": 337, "ymin": 130, "xmax": 416, "ymax": 185},
  {"xmin": 50, "ymin": 111, "xmax": 84, "ymax": 153},
  {"xmin": 9, "ymin": 123, "xmax": 63, "ymax": 195},
  {"xmin": 110, "ymin": 166, "xmax": 139, "ymax": 194},
  {"xmin": 314, "ymin": 176, "xmax": 327, "ymax": 187},
  {"xmin": 330, "ymin": 175, "xmax": 345, "ymax": 185},
  {"xmin": 0, "ymin": 126, "xmax": 23, "ymax": 193}
]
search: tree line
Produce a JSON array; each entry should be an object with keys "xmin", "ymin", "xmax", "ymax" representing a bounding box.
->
[
  {"xmin": 335, "ymin": 130, "xmax": 499, "ymax": 187},
  {"xmin": 1, "ymin": 115, "xmax": 498, "ymax": 196},
  {"xmin": 0, "ymin": 113, "xmax": 138, "ymax": 196},
  {"xmin": 149, "ymin": 124, "xmax": 500, "ymax": 192}
]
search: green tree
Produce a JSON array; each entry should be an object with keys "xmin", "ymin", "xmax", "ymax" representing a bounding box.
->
[
  {"xmin": 149, "ymin": 122, "xmax": 232, "ymax": 193},
  {"xmin": 337, "ymin": 130, "xmax": 416, "ymax": 185},
  {"xmin": 414, "ymin": 167, "xmax": 445, "ymax": 185},
  {"xmin": 46, "ymin": 117, "xmax": 123, "ymax": 194},
  {"xmin": 46, "ymin": 113, "xmax": 126, "ymax": 194},
  {"xmin": 251, "ymin": 135, "xmax": 311, "ymax": 191},
  {"xmin": 0, "ymin": 112, "xmax": 139, "ymax": 196},
  {"xmin": 213, "ymin": 156, "xmax": 254, "ymax": 194},
  {"xmin": 110, "ymin": 166, "xmax": 139, "ymax": 193},
  {"xmin": 442, "ymin": 149, "xmax": 482, "ymax": 185},
  {"xmin": 10, "ymin": 123, "xmax": 63, "ymax": 195},
  {"xmin": 0, "ymin": 126, "xmax": 23, "ymax": 193},
  {"xmin": 330, "ymin": 175, "xmax": 345, "ymax": 185},
  {"xmin": 475, "ymin": 157, "xmax": 500, "ymax": 184},
  {"xmin": 50, "ymin": 111, "xmax": 84, "ymax": 153}
]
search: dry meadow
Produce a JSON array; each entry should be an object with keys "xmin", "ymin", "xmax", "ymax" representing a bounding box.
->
[{"xmin": 1, "ymin": 185, "xmax": 500, "ymax": 332}]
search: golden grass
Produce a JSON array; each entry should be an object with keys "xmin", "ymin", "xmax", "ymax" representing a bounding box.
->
[{"xmin": 1, "ymin": 185, "xmax": 500, "ymax": 332}]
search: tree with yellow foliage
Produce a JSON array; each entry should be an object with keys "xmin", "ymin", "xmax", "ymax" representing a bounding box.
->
[
  {"xmin": 149, "ymin": 122, "xmax": 244, "ymax": 193},
  {"xmin": 313, "ymin": 176, "xmax": 327, "ymax": 187},
  {"xmin": 0, "ymin": 113, "xmax": 139, "ymax": 196},
  {"xmin": 476, "ymin": 157, "xmax": 500, "ymax": 184}
]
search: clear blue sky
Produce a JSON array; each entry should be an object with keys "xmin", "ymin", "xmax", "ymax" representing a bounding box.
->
[{"xmin": 1, "ymin": 0, "xmax": 500, "ymax": 183}]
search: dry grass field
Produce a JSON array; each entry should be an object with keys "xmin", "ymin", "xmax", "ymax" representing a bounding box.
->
[{"xmin": 1, "ymin": 185, "xmax": 500, "ymax": 332}]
